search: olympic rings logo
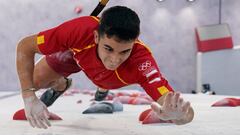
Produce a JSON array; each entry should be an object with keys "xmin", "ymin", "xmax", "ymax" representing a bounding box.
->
[{"xmin": 138, "ymin": 61, "xmax": 151, "ymax": 71}]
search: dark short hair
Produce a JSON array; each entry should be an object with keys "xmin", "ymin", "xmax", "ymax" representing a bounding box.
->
[{"xmin": 98, "ymin": 6, "xmax": 140, "ymax": 42}]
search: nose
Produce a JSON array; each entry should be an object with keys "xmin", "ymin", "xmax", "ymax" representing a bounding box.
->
[{"xmin": 110, "ymin": 54, "xmax": 120, "ymax": 64}]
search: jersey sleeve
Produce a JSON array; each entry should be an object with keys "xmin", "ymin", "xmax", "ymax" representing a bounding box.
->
[
  {"xmin": 134, "ymin": 48, "xmax": 174, "ymax": 101},
  {"xmin": 36, "ymin": 16, "xmax": 99, "ymax": 55}
]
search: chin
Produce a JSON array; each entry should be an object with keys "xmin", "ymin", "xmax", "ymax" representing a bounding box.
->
[
  {"xmin": 105, "ymin": 65, "xmax": 118, "ymax": 70},
  {"xmin": 106, "ymin": 67, "xmax": 117, "ymax": 71}
]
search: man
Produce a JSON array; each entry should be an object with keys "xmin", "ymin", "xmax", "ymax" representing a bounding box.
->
[{"xmin": 16, "ymin": 6, "xmax": 194, "ymax": 129}]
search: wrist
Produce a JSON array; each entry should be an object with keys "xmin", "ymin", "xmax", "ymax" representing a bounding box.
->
[
  {"xmin": 22, "ymin": 95, "xmax": 39, "ymax": 107},
  {"xmin": 21, "ymin": 88, "xmax": 37, "ymax": 98}
]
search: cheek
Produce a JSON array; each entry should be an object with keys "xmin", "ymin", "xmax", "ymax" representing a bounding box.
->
[
  {"xmin": 125, "ymin": 53, "xmax": 132, "ymax": 59},
  {"xmin": 99, "ymin": 49, "xmax": 109, "ymax": 61},
  {"xmin": 121, "ymin": 54, "xmax": 131, "ymax": 62}
]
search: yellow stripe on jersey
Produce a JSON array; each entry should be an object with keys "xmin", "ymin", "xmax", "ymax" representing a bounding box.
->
[
  {"xmin": 115, "ymin": 70, "xmax": 128, "ymax": 85},
  {"xmin": 37, "ymin": 35, "xmax": 45, "ymax": 45},
  {"xmin": 91, "ymin": 16, "xmax": 100, "ymax": 22},
  {"xmin": 135, "ymin": 40, "xmax": 152, "ymax": 54},
  {"xmin": 157, "ymin": 86, "xmax": 169, "ymax": 95},
  {"xmin": 70, "ymin": 44, "xmax": 96, "ymax": 53}
]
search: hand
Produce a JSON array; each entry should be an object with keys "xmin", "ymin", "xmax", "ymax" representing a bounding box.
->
[
  {"xmin": 23, "ymin": 95, "xmax": 51, "ymax": 129},
  {"xmin": 151, "ymin": 92, "xmax": 191, "ymax": 121}
]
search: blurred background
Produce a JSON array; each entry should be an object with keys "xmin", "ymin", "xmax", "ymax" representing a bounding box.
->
[{"xmin": 0, "ymin": 0, "xmax": 239, "ymax": 95}]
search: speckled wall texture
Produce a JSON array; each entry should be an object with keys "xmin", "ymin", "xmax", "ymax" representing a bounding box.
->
[{"xmin": 0, "ymin": 0, "xmax": 239, "ymax": 93}]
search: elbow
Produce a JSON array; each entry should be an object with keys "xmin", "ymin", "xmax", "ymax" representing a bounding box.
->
[
  {"xmin": 16, "ymin": 35, "xmax": 37, "ymax": 56},
  {"xmin": 17, "ymin": 37, "xmax": 29, "ymax": 53},
  {"xmin": 16, "ymin": 38, "xmax": 26, "ymax": 60}
]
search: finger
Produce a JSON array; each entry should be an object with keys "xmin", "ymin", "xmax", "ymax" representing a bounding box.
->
[
  {"xmin": 165, "ymin": 92, "xmax": 173, "ymax": 107},
  {"xmin": 182, "ymin": 101, "xmax": 191, "ymax": 113},
  {"xmin": 151, "ymin": 102, "xmax": 163, "ymax": 115},
  {"xmin": 172, "ymin": 92, "xmax": 180, "ymax": 107},
  {"xmin": 26, "ymin": 112, "xmax": 36, "ymax": 128},
  {"xmin": 29, "ymin": 113, "xmax": 39, "ymax": 128},
  {"xmin": 178, "ymin": 98, "xmax": 183, "ymax": 105},
  {"xmin": 43, "ymin": 111, "xmax": 51, "ymax": 127},
  {"xmin": 39, "ymin": 118, "xmax": 48, "ymax": 129},
  {"xmin": 37, "ymin": 114, "xmax": 49, "ymax": 129},
  {"xmin": 176, "ymin": 98, "xmax": 184, "ymax": 110},
  {"xmin": 43, "ymin": 108, "xmax": 50, "ymax": 119},
  {"xmin": 32, "ymin": 118, "xmax": 40, "ymax": 128},
  {"xmin": 42, "ymin": 116, "xmax": 51, "ymax": 128},
  {"xmin": 27, "ymin": 117, "xmax": 35, "ymax": 128},
  {"xmin": 33, "ymin": 115, "xmax": 45, "ymax": 129}
]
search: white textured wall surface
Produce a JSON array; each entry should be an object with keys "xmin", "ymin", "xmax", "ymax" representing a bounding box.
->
[
  {"xmin": 201, "ymin": 48, "xmax": 240, "ymax": 96},
  {"xmin": 1, "ymin": 91, "xmax": 240, "ymax": 135},
  {"xmin": 0, "ymin": 0, "xmax": 240, "ymax": 93}
]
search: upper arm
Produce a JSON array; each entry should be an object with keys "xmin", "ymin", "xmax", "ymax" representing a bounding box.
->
[
  {"xmin": 36, "ymin": 22, "xmax": 73, "ymax": 54},
  {"xmin": 17, "ymin": 34, "xmax": 42, "ymax": 54},
  {"xmin": 36, "ymin": 16, "xmax": 99, "ymax": 55}
]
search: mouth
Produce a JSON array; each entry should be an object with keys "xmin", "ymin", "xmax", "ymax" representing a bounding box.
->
[
  {"xmin": 109, "ymin": 65, "xmax": 117, "ymax": 69},
  {"xmin": 107, "ymin": 64, "xmax": 118, "ymax": 70}
]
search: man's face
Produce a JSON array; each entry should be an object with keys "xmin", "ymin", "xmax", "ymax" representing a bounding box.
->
[{"xmin": 94, "ymin": 31, "xmax": 135, "ymax": 70}]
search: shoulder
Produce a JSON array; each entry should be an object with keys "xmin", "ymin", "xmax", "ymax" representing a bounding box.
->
[
  {"xmin": 72, "ymin": 16, "xmax": 99, "ymax": 25},
  {"xmin": 64, "ymin": 16, "xmax": 99, "ymax": 24},
  {"xmin": 59, "ymin": 16, "xmax": 99, "ymax": 30},
  {"xmin": 134, "ymin": 40, "xmax": 152, "ymax": 54},
  {"xmin": 128, "ymin": 40, "xmax": 153, "ymax": 65},
  {"xmin": 62, "ymin": 16, "xmax": 99, "ymax": 52}
]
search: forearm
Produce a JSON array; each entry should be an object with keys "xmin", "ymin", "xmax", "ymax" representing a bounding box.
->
[{"xmin": 16, "ymin": 37, "xmax": 37, "ymax": 98}]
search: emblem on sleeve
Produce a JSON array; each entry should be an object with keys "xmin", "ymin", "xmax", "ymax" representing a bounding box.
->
[
  {"xmin": 157, "ymin": 86, "xmax": 169, "ymax": 95},
  {"xmin": 138, "ymin": 60, "xmax": 151, "ymax": 71},
  {"xmin": 37, "ymin": 35, "xmax": 45, "ymax": 45}
]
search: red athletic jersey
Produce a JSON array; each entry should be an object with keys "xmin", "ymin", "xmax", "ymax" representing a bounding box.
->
[{"xmin": 37, "ymin": 16, "xmax": 174, "ymax": 101}]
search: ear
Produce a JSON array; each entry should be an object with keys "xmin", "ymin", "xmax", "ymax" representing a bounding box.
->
[{"xmin": 94, "ymin": 30, "xmax": 99, "ymax": 44}]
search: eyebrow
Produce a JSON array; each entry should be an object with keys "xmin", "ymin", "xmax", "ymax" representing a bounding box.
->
[{"xmin": 104, "ymin": 44, "xmax": 132, "ymax": 53}]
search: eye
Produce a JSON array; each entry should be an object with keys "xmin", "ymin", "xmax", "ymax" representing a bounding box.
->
[
  {"xmin": 104, "ymin": 47, "xmax": 113, "ymax": 52},
  {"xmin": 120, "ymin": 50, "xmax": 130, "ymax": 55}
]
